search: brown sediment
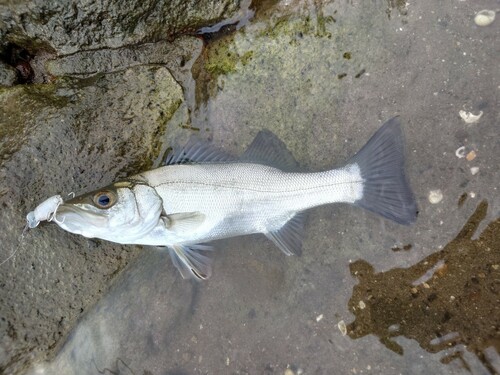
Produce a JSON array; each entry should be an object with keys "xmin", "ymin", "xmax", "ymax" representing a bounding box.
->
[{"xmin": 347, "ymin": 201, "xmax": 500, "ymax": 373}]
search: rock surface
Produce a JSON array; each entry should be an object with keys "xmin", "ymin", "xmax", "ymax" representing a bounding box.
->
[
  {"xmin": 0, "ymin": 0, "xmax": 232, "ymax": 370},
  {"xmin": 0, "ymin": 0, "xmax": 240, "ymax": 55},
  {"xmin": 0, "ymin": 65, "xmax": 183, "ymax": 373},
  {"xmin": 0, "ymin": 61, "xmax": 16, "ymax": 86}
]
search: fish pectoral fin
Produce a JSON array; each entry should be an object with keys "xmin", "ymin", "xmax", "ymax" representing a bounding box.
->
[
  {"xmin": 163, "ymin": 212, "xmax": 206, "ymax": 235},
  {"xmin": 265, "ymin": 212, "xmax": 305, "ymax": 256},
  {"xmin": 168, "ymin": 244, "xmax": 213, "ymax": 280}
]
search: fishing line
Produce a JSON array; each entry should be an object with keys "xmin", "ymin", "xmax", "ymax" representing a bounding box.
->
[
  {"xmin": 0, "ymin": 191, "xmax": 71, "ymax": 266},
  {"xmin": 0, "ymin": 224, "xmax": 28, "ymax": 266}
]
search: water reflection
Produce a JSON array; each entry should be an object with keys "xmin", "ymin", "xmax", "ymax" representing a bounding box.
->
[
  {"xmin": 347, "ymin": 201, "xmax": 500, "ymax": 374},
  {"xmin": 26, "ymin": 250, "xmax": 197, "ymax": 375}
]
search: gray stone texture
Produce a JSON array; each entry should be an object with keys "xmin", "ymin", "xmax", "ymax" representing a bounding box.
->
[{"xmin": 0, "ymin": 0, "xmax": 240, "ymax": 55}]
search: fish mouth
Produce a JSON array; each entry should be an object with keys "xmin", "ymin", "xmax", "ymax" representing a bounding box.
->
[{"xmin": 54, "ymin": 204, "xmax": 107, "ymax": 235}]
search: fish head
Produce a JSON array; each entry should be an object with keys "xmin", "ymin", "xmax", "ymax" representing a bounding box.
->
[{"xmin": 55, "ymin": 180, "xmax": 163, "ymax": 243}]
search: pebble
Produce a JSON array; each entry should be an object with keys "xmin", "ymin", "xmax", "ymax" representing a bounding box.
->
[
  {"xmin": 338, "ymin": 320, "xmax": 347, "ymax": 336},
  {"xmin": 466, "ymin": 150, "xmax": 477, "ymax": 161},
  {"xmin": 459, "ymin": 110, "xmax": 483, "ymax": 123},
  {"xmin": 470, "ymin": 167, "xmax": 479, "ymax": 175},
  {"xmin": 474, "ymin": 10, "xmax": 496, "ymax": 26},
  {"xmin": 428, "ymin": 190, "xmax": 443, "ymax": 204}
]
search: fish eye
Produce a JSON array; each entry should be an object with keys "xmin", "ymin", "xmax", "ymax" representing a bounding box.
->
[{"xmin": 92, "ymin": 191, "xmax": 116, "ymax": 209}]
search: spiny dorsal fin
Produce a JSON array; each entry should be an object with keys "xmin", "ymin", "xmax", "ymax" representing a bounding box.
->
[
  {"xmin": 265, "ymin": 212, "xmax": 305, "ymax": 256},
  {"xmin": 240, "ymin": 130, "xmax": 299, "ymax": 171},
  {"xmin": 168, "ymin": 244, "xmax": 213, "ymax": 280},
  {"xmin": 165, "ymin": 137, "xmax": 237, "ymax": 165}
]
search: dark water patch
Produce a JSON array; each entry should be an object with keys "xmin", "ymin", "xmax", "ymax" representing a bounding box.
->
[
  {"xmin": 347, "ymin": 201, "xmax": 500, "ymax": 373},
  {"xmin": 196, "ymin": 0, "xmax": 255, "ymax": 37}
]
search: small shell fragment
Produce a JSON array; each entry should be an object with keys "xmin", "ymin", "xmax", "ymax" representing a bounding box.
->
[
  {"xmin": 428, "ymin": 190, "xmax": 443, "ymax": 204},
  {"xmin": 474, "ymin": 10, "xmax": 496, "ymax": 27},
  {"xmin": 466, "ymin": 150, "xmax": 477, "ymax": 161},
  {"xmin": 470, "ymin": 167, "xmax": 479, "ymax": 175},
  {"xmin": 338, "ymin": 320, "xmax": 347, "ymax": 336},
  {"xmin": 459, "ymin": 110, "xmax": 483, "ymax": 123},
  {"xmin": 455, "ymin": 146, "xmax": 466, "ymax": 158},
  {"xmin": 316, "ymin": 314, "xmax": 324, "ymax": 322}
]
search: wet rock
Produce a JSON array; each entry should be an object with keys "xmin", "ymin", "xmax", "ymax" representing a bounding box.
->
[
  {"xmin": 0, "ymin": 65, "xmax": 183, "ymax": 374},
  {"xmin": 0, "ymin": 61, "xmax": 17, "ymax": 86},
  {"xmin": 46, "ymin": 36, "xmax": 199, "ymax": 79},
  {"xmin": 0, "ymin": 0, "xmax": 240, "ymax": 55}
]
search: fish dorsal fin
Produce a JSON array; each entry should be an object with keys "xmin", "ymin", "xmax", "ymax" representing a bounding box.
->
[
  {"xmin": 164, "ymin": 212, "xmax": 206, "ymax": 236},
  {"xmin": 265, "ymin": 212, "xmax": 305, "ymax": 256},
  {"xmin": 168, "ymin": 244, "xmax": 213, "ymax": 280},
  {"xmin": 166, "ymin": 137, "xmax": 237, "ymax": 165},
  {"xmin": 240, "ymin": 130, "xmax": 299, "ymax": 171}
]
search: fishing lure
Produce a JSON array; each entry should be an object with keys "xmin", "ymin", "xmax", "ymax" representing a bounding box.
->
[{"xmin": 26, "ymin": 195, "xmax": 64, "ymax": 228}]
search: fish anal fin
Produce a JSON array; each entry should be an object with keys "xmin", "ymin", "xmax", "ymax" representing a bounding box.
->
[
  {"xmin": 168, "ymin": 244, "xmax": 213, "ymax": 280},
  {"xmin": 265, "ymin": 213, "xmax": 305, "ymax": 256},
  {"xmin": 241, "ymin": 130, "xmax": 299, "ymax": 171}
]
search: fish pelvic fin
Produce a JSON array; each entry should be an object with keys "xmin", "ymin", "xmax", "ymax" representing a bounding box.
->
[
  {"xmin": 348, "ymin": 117, "xmax": 418, "ymax": 225},
  {"xmin": 168, "ymin": 244, "xmax": 213, "ymax": 280},
  {"xmin": 265, "ymin": 212, "xmax": 305, "ymax": 256}
]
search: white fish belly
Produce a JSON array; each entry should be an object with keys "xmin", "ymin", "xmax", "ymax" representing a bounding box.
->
[{"xmin": 142, "ymin": 163, "xmax": 363, "ymax": 244}]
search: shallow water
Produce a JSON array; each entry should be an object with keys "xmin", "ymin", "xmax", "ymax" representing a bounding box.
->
[{"xmin": 27, "ymin": 0, "xmax": 499, "ymax": 374}]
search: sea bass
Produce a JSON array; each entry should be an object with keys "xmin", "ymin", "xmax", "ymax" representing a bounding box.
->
[{"xmin": 28, "ymin": 117, "xmax": 417, "ymax": 280}]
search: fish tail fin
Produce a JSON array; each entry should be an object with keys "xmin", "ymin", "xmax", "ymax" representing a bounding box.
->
[{"xmin": 348, "ymin": 117, "xmax": 418, "ymax": 225}]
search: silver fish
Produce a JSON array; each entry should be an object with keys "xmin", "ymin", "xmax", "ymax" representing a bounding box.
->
[{"xmin": 34, "ymin": 117, "xmax": 417, "ymax": 280}]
